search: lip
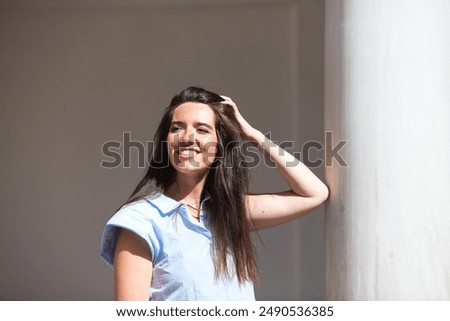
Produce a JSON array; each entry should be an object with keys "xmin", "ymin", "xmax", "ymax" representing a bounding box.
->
[
  {"xmin": 176, "ymin": 148, "xmax": 201, "ymax": 159},
  {"xmin": 177, "ymin": 148, "xmax": 200, "ymax": 153}
]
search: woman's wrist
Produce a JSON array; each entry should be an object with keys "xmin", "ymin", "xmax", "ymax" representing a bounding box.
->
[{"xmin": 243, "ymin": 128, "xmax": 266, "ymax": 145}]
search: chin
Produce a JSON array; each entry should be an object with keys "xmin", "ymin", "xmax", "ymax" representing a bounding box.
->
[{"xmin": 172, "ymin": 161, "xmax": 211, "ymax": 175}]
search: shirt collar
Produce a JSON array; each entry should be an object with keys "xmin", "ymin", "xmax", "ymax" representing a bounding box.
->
[
  {"xmin": 145, "ymin": 193, "xmax": 180, "ymax": 215},
  {"xmin": 145, "ymin": 192, "xmax": 211, "ymax": 216}
]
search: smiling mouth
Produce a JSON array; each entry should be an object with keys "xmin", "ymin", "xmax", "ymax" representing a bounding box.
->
[{"xmin": 176, "ymin": 148, "xmax": 200, "ymax": 157}]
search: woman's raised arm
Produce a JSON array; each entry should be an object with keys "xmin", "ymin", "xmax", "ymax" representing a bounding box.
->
[{"xmin": 221, "ymin": 96, "xmax": 329, "ymax": 231}]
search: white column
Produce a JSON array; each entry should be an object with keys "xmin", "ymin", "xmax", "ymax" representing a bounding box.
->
[{"xmin": 324, "ymin": 0, "xmax": 450, "ymax": 300}]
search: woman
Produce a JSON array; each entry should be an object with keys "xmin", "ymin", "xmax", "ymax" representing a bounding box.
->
[{"xmin": 100, "ymin": 86, "xmax": 329, "ymax": 300}]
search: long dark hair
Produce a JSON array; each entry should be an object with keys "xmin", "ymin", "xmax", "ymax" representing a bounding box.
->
[{"xmin": 124, "ymin": 86, "xmax": 258, "ymax": 283}]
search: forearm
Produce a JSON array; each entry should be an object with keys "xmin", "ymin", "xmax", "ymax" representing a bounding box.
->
[
  {"xmin": 220, "ymin": 95, "xmax": 328, "ymax": 203},
  {"xmin": 247, "ymin": 128, "xmax": 329, "ymax": 201}
]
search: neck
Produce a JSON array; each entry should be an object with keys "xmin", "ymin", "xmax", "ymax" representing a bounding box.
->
[{"xmin": 165, "ymin": 172, "xmax": 208, "ymax": 208}]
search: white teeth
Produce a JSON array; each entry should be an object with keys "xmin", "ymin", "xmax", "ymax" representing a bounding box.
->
[{"xmin": 178, "ymin": 149, "xmax": 197, "ymax": 156}]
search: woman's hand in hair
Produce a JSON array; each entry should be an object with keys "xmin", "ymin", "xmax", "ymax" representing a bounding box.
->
[
  {"xmin": 219, "ymin": 97, "xmax": 329, "ymax": 230},
  {"xmin": 220, "ymin": 96, "xmax": 261, "ymax": 142}
]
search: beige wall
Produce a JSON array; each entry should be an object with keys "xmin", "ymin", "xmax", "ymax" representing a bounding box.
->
[{"xmin": 0, "ymin": 0, "xmax": 325, "ymax": 300}]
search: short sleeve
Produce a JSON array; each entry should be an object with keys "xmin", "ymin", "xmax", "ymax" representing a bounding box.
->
[{"xmin": 100, "ymin": 202, "xmax": 161, "ymax": 267}]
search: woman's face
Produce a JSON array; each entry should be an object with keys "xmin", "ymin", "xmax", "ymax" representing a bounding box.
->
[{"xmin": 167, "ymin": 102, "xmax": 218, "ymax": 176}]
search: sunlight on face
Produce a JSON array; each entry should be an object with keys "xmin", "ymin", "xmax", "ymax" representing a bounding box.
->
[{"xmin": 167, "ymin": 102, "xmax": 218, "ymax": 175}]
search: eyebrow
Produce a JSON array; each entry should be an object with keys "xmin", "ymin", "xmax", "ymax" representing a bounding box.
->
[
  {"xmin": 170, "ymin": 121, "xmax": 214, "ymax": 130},
  {"xmin": 196, "ymin": 122, "xmax": 214, "ymax": 130}
]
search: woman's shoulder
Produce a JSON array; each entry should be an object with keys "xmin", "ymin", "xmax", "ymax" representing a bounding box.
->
[
  {"xmin": 118, "ymin": 198, "xmax": 152, "ymax": 214},
  {"xmin": 101, "ymin": 193, "xmax": 173, "ymax": 267},
  {"xmin": 111, "ymin": 193, "xmax": 180, "ymax": 223}
]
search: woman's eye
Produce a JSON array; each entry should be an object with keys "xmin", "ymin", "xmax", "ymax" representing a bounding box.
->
[
  {"xmin": 169, "ymin": 126, "xmax": 182, "ymax": 132},
  {"xmin": 197, "ymin": 128, "xmax": 209, "ymax": 134}
]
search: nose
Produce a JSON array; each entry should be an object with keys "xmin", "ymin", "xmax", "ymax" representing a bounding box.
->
[{"xmin": 179, "ymin": 127, "xmax": 196, "ymax": 144}]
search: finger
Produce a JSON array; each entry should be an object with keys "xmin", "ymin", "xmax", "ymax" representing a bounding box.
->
[
  {"xmin": 220, "ymin": 95, "xmax": 237, "ymax": 104},
  {"xmin": 219, "ymin": 96, "xmax": 236, "ymax": 106},
  {"xmin": 222, "ymin": 100, "xmax": 237, "ymax": 109}
]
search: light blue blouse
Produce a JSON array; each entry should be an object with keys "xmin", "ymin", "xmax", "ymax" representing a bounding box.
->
[{"xmin": 100, "ymin": 193, "xmax": 255, "ymax": 301}]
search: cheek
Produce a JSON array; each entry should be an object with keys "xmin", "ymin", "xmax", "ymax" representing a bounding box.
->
[
  {"xmin": 166, "ymin": 137, "xmax": 177, "ymax": 161},
  {"xmin": 167, "ymin": 133, "xmax": 181, "ymax": 151},
  {"xmin": 201, "ymin": 141, "xmax": 218, "ymax": 163},
  {"xmin": 166, "ymin": 133, "xmax": 178, "ymax": 146}
]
